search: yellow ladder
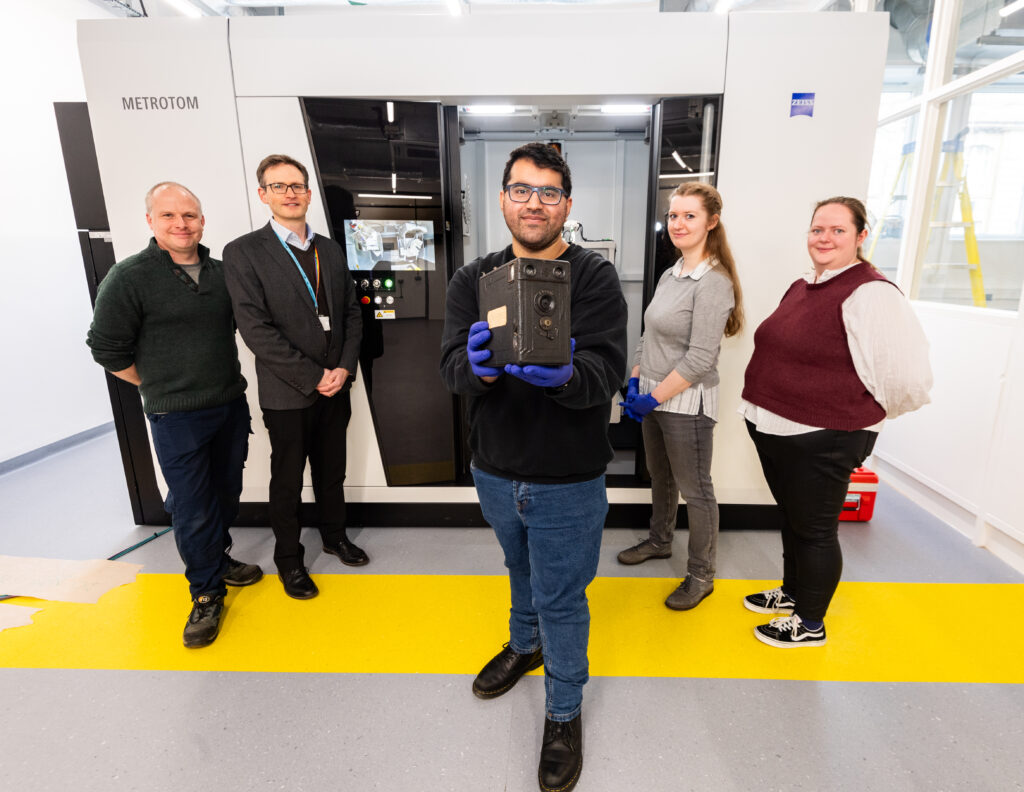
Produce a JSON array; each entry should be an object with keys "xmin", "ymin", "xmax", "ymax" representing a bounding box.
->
[{"xmin": 928, "ymin": 130, "xmax": 986, "ymax": 308}]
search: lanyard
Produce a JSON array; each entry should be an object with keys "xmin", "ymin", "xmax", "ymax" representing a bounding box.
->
[{"xmin": 277, "ymin": 236, "xmax": 321, "ymax": 312}]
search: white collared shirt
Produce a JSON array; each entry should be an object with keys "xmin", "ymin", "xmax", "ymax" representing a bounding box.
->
[
  {"xmin": 740, "ymin": 262, "xmax": 933, "ymax": 435},
  {"xmin": 270, "ymin": 217, "xmax": 316, "ymax": 252},
  {"xmin": 672, "ymin": 256, "xmax": 716, "ymax": 281}
]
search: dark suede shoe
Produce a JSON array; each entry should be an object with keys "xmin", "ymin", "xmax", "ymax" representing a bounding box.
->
[
  {"xmin": 278, "ymin": 567, "xmax": 319, "ymax": 600},
  {"xmin": 322, "ymin": 536, "xmax": 369, "ymax": 567},
  {"xmin": 538, "ymin": 712, "xmax": 583, "ymax": 792},
  {"xmin": 223, "ymin": 556, "xmax": 263, "ymax": 586},
  {"xmin": 183, "ymin": 592, "xmax": 224, "ymax": 648},
  {"xmin": 664, "ymin": 575, "xmax": 714, "ymax": 611},
  {"xmin": 472, "ymin": 643, "xmax": 544, "ymax": 699}
]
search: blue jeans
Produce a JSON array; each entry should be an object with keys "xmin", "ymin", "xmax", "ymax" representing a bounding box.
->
[
  {"xmin": 148, "ymin": 396, "xmax": 251, "ymax": 598},
  {"xmin": 471, "ymin": 466, "xmax": 607, "ymax": 721}
]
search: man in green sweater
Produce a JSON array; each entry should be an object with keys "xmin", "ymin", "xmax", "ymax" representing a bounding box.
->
[{"xmin": 87, "ymin": 182, "xmax": 262, "ymax": 648}]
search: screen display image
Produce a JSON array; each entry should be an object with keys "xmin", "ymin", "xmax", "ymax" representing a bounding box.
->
[{"xmin": 344, "ymin": 219, "xmax": 436, "ymax": 271}]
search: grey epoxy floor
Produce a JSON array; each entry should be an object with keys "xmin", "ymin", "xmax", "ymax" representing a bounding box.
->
[{"xmin": 1, "ymin": 429, "xmax": 1022, "ymax": 792}]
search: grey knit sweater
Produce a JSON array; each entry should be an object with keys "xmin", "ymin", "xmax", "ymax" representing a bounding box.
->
[{"xmin": 633, "ymin": 260, "xmax": 735, "ymax": 416}]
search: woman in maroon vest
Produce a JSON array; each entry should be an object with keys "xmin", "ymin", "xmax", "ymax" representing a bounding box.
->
[{"xmin": 740, "ymin": 197, "xmax": 931, "ymax": 647}]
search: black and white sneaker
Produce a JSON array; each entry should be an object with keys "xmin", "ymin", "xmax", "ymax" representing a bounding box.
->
[
  {"xmin": 754, "ymin": 614, "xmax": 826, "ymax": 648},
  {"xmin": 743, "ymin": 586, "xmax": 796, "ymax": 614}
]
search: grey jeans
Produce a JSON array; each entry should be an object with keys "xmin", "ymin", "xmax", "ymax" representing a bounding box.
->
[{"xmin": 642, "ymin": 409, "xmax": 719, "ymax": 581}]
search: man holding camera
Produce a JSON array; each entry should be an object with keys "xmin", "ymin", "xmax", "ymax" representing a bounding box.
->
[{"xmin": 440, "ymin": 143, "xmax": 627, "ymax": 792}]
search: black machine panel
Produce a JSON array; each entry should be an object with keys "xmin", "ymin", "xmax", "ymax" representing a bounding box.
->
[{"xmin": 303, "ymin": 98, "xmax": 461, "ymax": 486}]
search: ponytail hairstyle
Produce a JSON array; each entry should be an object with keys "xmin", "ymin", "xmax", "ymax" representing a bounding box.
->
[
  {"xmin": 811, "ymin": 196, "xmax": 874, "ymax": 268},
  {"xmin": 671, "ymin": 182, "xmax": 744, "ymax": 337}
]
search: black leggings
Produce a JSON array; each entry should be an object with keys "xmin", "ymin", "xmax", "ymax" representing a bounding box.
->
[{"xmin": 746, "ymin": 421, "xmax": 877, "ymax": 622}]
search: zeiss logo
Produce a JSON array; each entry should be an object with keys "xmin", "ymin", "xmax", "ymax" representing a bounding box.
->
[{"xmin": 790, "ymin": 93, "xmax": 815, "ymax": 118}]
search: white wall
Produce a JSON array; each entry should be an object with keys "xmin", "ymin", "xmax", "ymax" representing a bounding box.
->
[
  {"xmin": 873, "ymin": 301, "xmax": 1024, "ymax": 574},
  {"xmin": 0, "ymin": 0, "xmax": 115, "ymax": 463}
]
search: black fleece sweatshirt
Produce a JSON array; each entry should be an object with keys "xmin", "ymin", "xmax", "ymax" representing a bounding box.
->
[{"xmin": 440, "ymin": 244, "xmax": 627, "ymax": 483}]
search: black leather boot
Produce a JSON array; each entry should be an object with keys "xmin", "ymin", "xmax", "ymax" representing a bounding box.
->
[
  {"xmin": 472, "ymin": 643, "xmax": 544, "ymax": 699},
  {"xmin": 538, "ymin": 711, "xmax": 582, "ymax": 792}
]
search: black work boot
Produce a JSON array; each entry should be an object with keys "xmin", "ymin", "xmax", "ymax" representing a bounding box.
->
[
  {"xmin": 183, "ymin": 592, "xmax": 224, "ymax": 648},
  {"xmin": 538, "ymin": 711, "xmax": 583, "ymax": 792},
  {"xmin": 472, "ymin": 643, "xmax": 544, "ymax": 699}
]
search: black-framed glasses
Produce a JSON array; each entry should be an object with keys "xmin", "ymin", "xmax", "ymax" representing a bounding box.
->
[
  {"xmin": 262, "ymin": 182, "xmax": 309, "ymax": 195},
  {"xmin": 505, "ymin": 183, "xmax": 566, "ymax": 205}
]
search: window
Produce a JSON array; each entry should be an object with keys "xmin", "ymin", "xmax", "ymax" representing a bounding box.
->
[{"xmin": 917, "ymin": 71, "xmax": 1024, "ymax": 310}]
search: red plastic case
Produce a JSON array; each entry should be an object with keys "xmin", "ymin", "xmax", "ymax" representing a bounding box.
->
[{"xmin": 840, "ymin": 466, "xmax": 878, "ymax": 522}]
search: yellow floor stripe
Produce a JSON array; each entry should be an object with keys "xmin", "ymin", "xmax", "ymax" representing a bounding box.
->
[{"xmin": 2, "ymin": 574, "xmax": 1022, "ymax": 683}]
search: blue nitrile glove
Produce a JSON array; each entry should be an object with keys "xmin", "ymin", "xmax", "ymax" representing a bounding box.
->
[
  {"xmin": 628, "ymin": 393, "xmax": 660, "ymax": 419},
  {"xmin": 619, "ymin": 392, "xmax": 659, "ymax": 422},
  {"xmin": 467, "ymin": 320, "xmax": 502, "ymax": 379},
  {"xmin": 620, "ymin": 403, "xmax": 640, "ymax": 422},
  {"xmin": 626, "ymin": 377, "xmax": 639, "ymax": 401},
  {"xmin": 504, "ymin": 338, "xmax": 575, "ymax": 389}
]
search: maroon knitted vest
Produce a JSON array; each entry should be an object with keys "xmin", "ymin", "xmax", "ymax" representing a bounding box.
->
[{"xmin": 742, "ymin": 262, "xmax": 893, "ymax": 431}]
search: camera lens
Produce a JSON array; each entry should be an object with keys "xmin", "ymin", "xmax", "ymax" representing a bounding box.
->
[{"xmin": 535, "ymin": 291, "xmax": 555, "ymax": 314}]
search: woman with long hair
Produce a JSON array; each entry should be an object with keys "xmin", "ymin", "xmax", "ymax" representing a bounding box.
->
[{"xmin": 618, "ymin": 182, "xmax": 744, "ymax": 611}]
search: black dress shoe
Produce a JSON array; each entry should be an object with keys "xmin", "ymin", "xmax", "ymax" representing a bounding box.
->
[
  {"xmin": 322, "ymin": 536, "xmax": 369, "ymax": 567},
  {"xmin": 278, "ymin": 567, "xmax": 319, "ymax": 599},
  {"xmin": 472, "ymin": 643, "xmax": 543, "ymax": 699},
  {"xmin": 538, "ymin": 712, "xmax": 583, "ymax": 792}
]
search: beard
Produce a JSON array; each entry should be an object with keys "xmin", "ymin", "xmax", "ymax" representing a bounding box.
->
[{"xmin": 506, "ymin": 210, "xmax": 565, "ymax": 253}]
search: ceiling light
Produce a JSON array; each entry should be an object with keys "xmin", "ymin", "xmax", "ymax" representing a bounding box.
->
[
  {"xmin": 671, "ymin": 150, "xmax": 692, "ymax": 172},
  {"xmin": 358, "ymin": 194, "xmax": 433, "ymax": 200},
  {"xmin": 164, "ymin": 0, "xmax": 203, "ymax": 17},
  {"xmin": 391, "ymin": 172, "xmax": 397, "ymax": 193},
  {"xmin": 600, "ymin": 105, "xmax": 650, "ymax": 115},
  {"xmin": 465, "ymin": 105, "xmax": 517, "ymax": 115},
  {"xmin": 386, "ymin": 102, "xmax": 395, "ymax": 123},
  {"xmin": 658, "ymin": 171, "xmax": 716, "ymax": 180},
  {"xmin": 999, "ymin": 0, "xmax": 1024, "ymax": 17}
]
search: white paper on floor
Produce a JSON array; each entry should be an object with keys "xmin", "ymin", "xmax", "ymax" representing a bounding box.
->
[
  {"xmin": 0, "ymin": 602, "xmax": 41, "ymax": 633},
  {"xmin": 0, "ymin": 556, "xmax": 142, "ymax": 604}
]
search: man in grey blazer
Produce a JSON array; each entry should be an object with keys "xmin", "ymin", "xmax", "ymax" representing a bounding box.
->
[{"xmin": 224, "ymin": 154, "xmax": 365, "ymax": 600}]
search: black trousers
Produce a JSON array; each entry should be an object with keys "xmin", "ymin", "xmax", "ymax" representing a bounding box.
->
[
  {"xmin": 746, "ymin": 420, "xmax": 877, "ymax": 622},
  {"xmin": 263, "ymin": 390, "xmax": 352, "ymax": 573}
]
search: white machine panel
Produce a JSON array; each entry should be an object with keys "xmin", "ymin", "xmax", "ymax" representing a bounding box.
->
[
  {"xmin": 233, "ymin": 96, "xmax": 387, "ymax": 494},
  {"xmin": 713, "ymin": 11, "xmax": 889, "ymax": 502},
  {"xmin": 228, "ymin": 12, "xmax": 728, "ymax": 101},
  {"xmin": 76, "ymin": 18, "xmax": 251, "ymax": 260}
]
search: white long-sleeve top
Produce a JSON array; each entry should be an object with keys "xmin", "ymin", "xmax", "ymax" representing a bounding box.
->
[{"xmin": 740, "ymin": 261, "xmax": 933, "ymax": 436}]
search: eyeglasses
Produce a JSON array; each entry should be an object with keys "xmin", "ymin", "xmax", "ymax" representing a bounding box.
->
[
  {"xmin": 262, "ymin": 182, "xmax": 309, "ymax": 195},
  {"xmin": 505, "ymin": 183, "xmax": 566, "ymax": 206}
]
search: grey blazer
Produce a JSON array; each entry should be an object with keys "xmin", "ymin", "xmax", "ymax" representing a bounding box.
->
[{"xmin": 223, "ymin": 222, "xmax": 362, "ymax": 410}]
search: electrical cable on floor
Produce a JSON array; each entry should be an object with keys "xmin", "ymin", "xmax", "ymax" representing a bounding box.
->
[{"xmin": 0, "ymin": 526, "xmax": 173, "ymax": 602}]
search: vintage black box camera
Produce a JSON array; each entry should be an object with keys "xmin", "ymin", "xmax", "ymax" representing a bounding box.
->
[{"xmin": 478, "ymin": 257, "xmax": 571, "ymax": 367}]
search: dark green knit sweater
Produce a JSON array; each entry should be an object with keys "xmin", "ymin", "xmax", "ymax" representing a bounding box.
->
[{"xmin": 87, "ymin": 238, "xmax": 246, "ymax": 413}]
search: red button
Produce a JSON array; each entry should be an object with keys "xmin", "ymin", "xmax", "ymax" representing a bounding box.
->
[{"xmin": 360, "ymin": 296, "xmax": 371, "ymax": 305}]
